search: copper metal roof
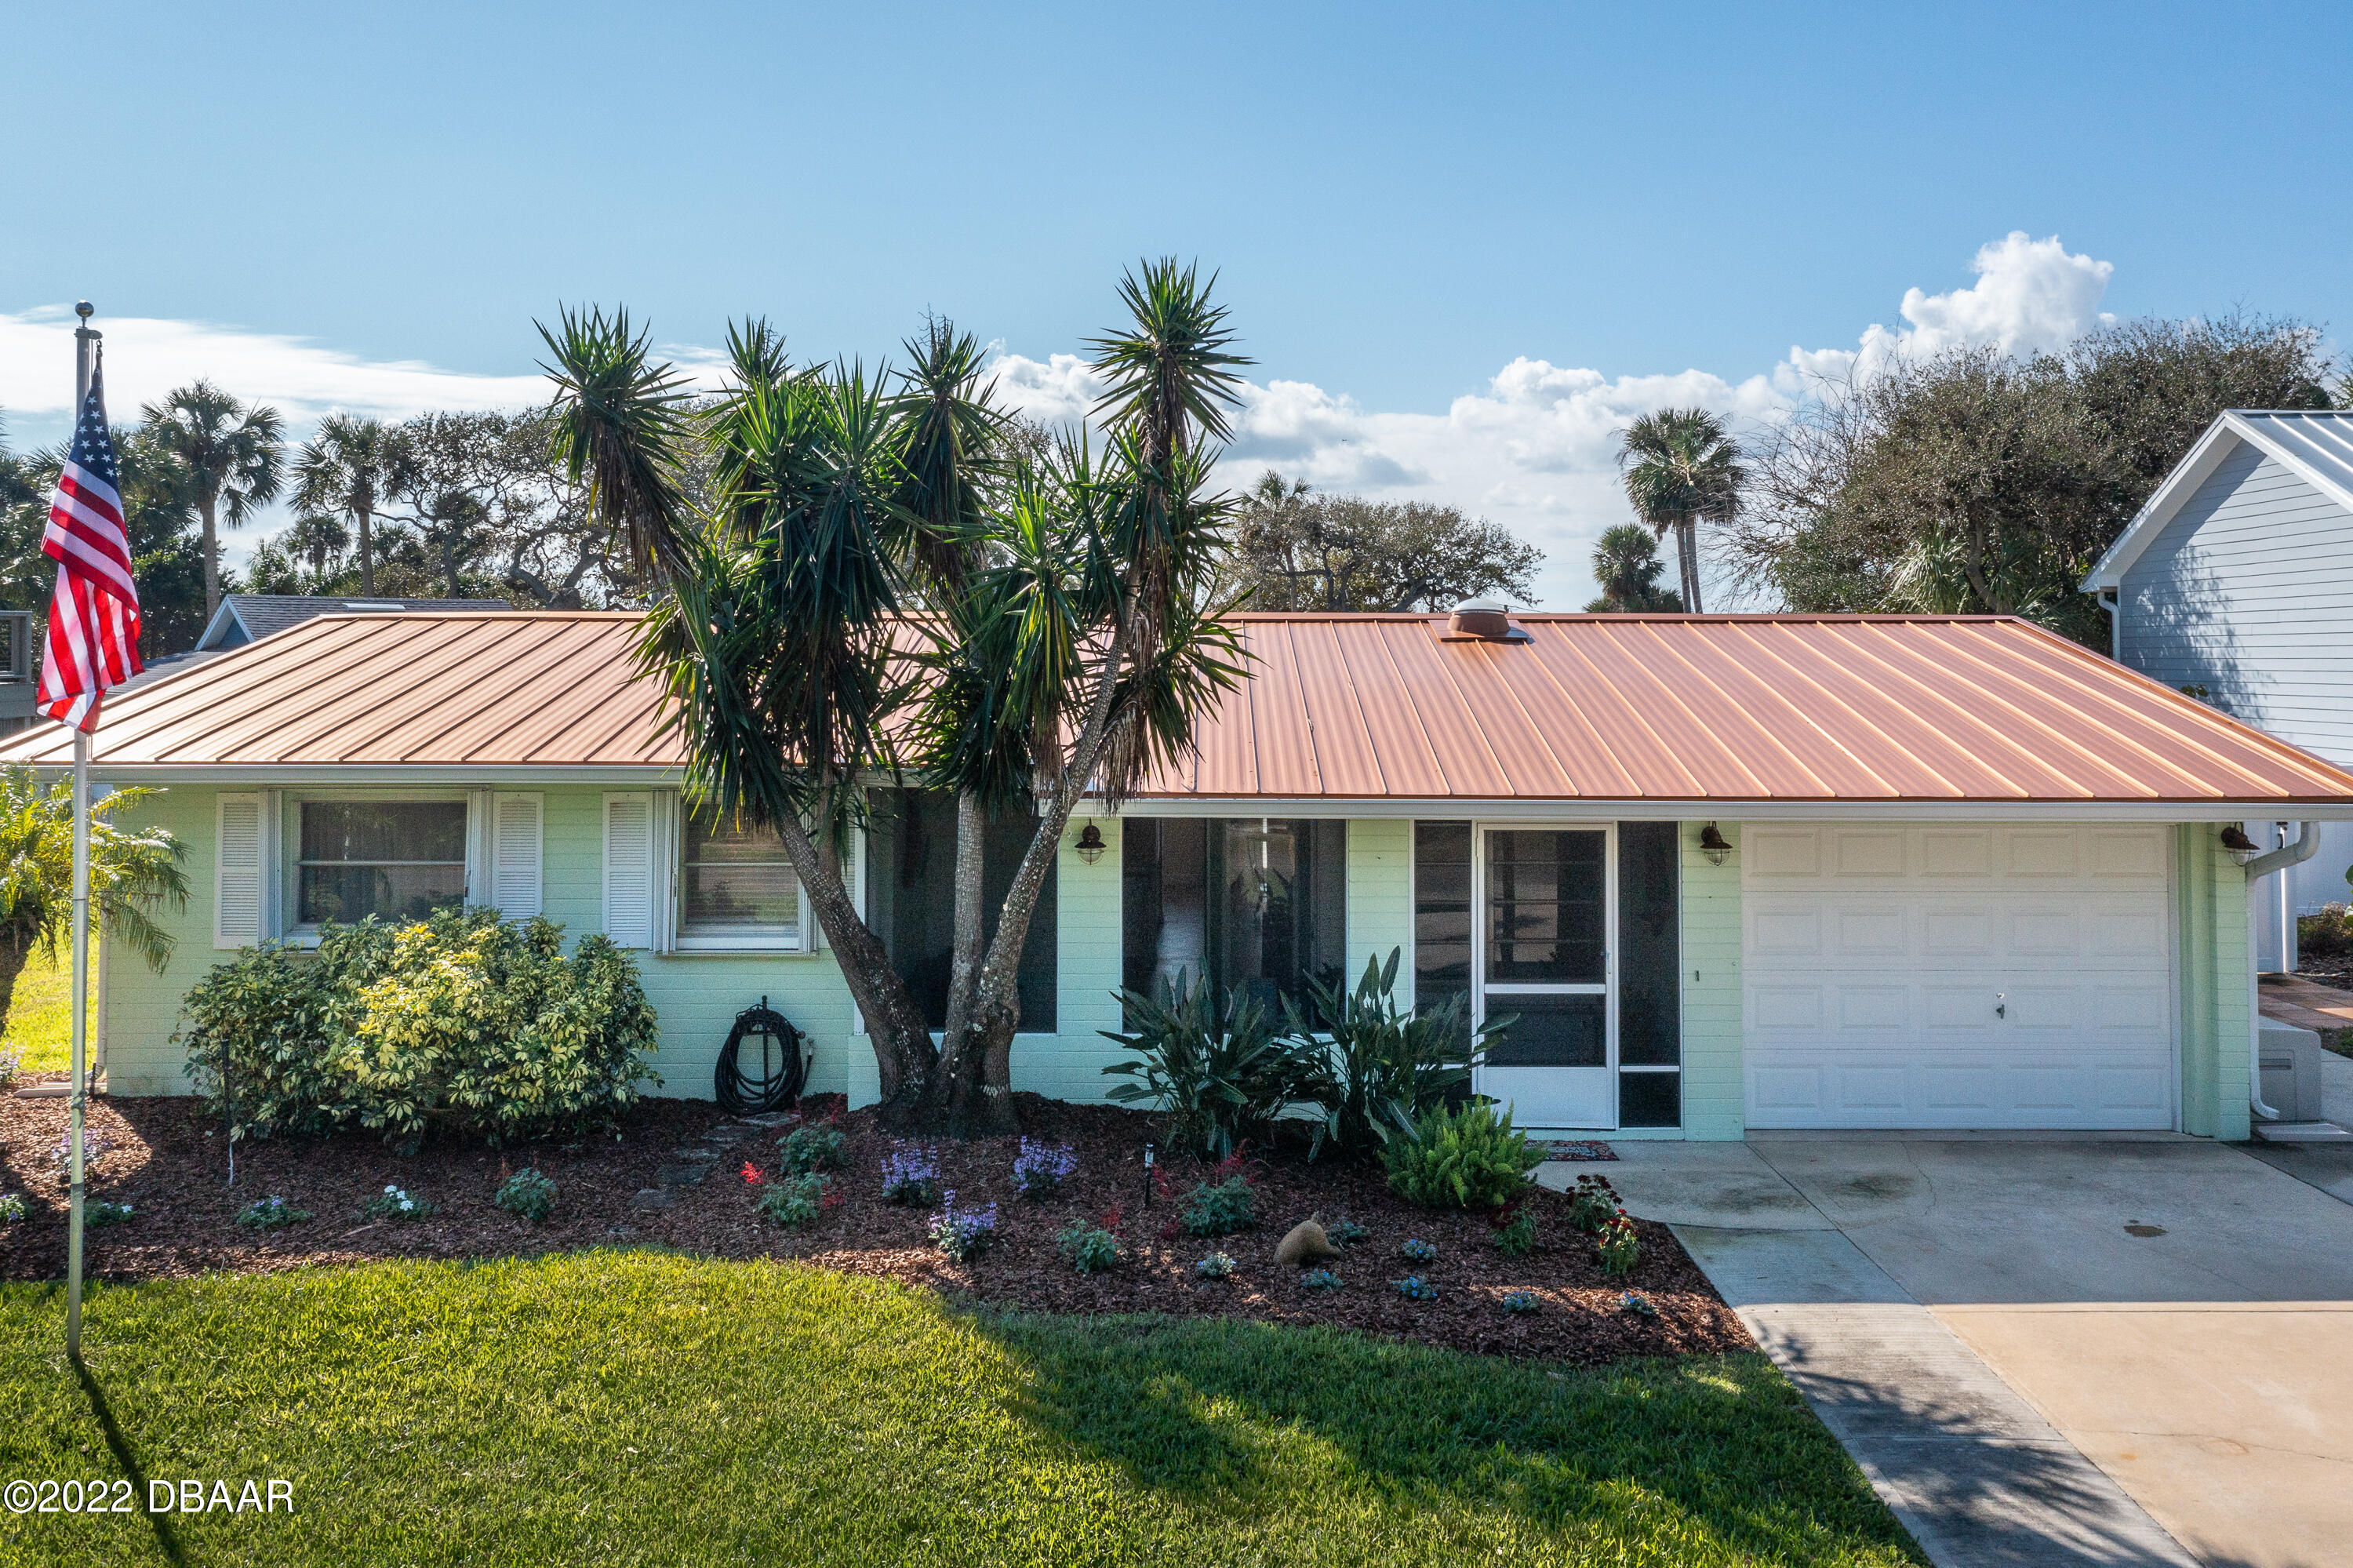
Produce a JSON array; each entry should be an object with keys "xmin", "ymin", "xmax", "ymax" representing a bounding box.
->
[{"xmin": 8, "ymin": 609, "xmax": 2352, "ymax": 808}]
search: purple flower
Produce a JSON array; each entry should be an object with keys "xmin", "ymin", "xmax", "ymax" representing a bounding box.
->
[{"xmin": 1011, "ymin": 1138, "xmax": 1078, "ymax": 1198}]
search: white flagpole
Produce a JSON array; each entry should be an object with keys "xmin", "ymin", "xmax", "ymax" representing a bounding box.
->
[{"xmin": 66, "ymin": 301, "xmax": 98, "ymax": 1362}]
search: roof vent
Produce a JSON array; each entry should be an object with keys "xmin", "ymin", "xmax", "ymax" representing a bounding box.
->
[
  {"xmin": 1446, "ymin": 599, "xmax": 1519, "ymax": 641},
  {"xmin": 340, "ymin": 602, "xmax": 408, "ymax": 611}
]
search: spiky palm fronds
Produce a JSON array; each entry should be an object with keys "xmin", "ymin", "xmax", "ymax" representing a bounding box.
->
[
  {"xmin": 140, "ymin": 380, "xmax": 285, "ymax": 526},
  {"xmin": 538, "ymin": 305, "xmax": 697, "ymax": 583},
  {"xmin": 0, "ymin": 766, "xmax": 189, "ymax": 984},
  {"xmin": 886, "ymin": 317, "xmax": 1006, "ymax": 595},
  {"xmin": 1086, "ymin": 259, "xmax": 1252, "ymax": 462}
]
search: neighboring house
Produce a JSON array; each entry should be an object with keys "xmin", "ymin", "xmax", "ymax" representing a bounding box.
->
[
  {"xmin": 7, "ymin": 606, "xmax": 2350, "ymax": 1142},
  {"xmin": 2082, "ymin": 410, "xmax": 2353, "ymax": 969},
  {"xmin": 195, "ymin": 593, "xmax": 515, "ymax": 651}
]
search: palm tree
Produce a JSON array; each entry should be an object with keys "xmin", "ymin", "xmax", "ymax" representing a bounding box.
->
[
  {"xmin": 0, "ymin": 766, "xmax": 189, "ymax": 1042},
  {"xmin": 1587, "ymin": 523, "xmax": 1683, "ymax": 611},
  {"xmin": 1616, "ymin": 408, "xmax": 1744, "ymax": 614},
  {"xmin": 140, "ymin": 382, "xmax": 285, "ymax": 622},
  {"xmin": 285, "ymin": 514, "xmax": 351, "ymax": 584},
  {"xmin": 293, "ymin": 415, "xmax": 406, "ymax": 597}
]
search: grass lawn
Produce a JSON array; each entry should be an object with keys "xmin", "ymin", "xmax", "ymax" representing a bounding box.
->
[
  {"xmin": 0, "ymin": 1250, "xmax": 1920, "ymax": 1567},
  {"xmin": 3, "ymin": 943, "xmax": 91, "ymax": 1075}
]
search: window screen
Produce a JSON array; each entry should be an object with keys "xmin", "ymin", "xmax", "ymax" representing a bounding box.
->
[
  {"xmin": 297, "ymin": 801, "xmax": 467, "ymax": 926},
  {"xmin": 1413, "ymin": 821, "xmax": 1473, "ymax": 1040},
  {"xmin": 1617, "ymin": 820, "xmax": 1682, "ymax": 1126},
  {"xmin": 1122, "ymin": 817, "xmax": 1344, "ymax": 1013},
  {"xmin": 869, "ymin": 791, "xmax": 1056, "ymax": 1031}
]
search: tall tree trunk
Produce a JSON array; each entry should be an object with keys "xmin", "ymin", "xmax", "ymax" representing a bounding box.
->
[
  {"xmin": 931, "ymin": 791, "xmax": 995, "ymax": 1132},
  {"xmin": 770, "ymin": 811, "xmax": 938, "ymax": 1126},
  {"xmin": 1676, "ymin": 516, "xmax": 1704, "ymax": 613},
  {"xmin": 199, "ymin": 493, "xmax": 221, "ymax": 622},
  {"xmin": 358, "ymin": 505, "xmax": 376, "ymax": 596}
]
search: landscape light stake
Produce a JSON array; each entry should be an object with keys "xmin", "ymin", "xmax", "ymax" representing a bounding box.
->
[{"xmin": 1142, "ymin": 1143, "xmax": 1154, "ymax": 1208}]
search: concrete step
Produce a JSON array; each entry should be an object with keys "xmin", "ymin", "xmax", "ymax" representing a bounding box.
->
[{"xmin": 2253, "ymin": 1121, "xmax": 2353, "ymax": 1144}]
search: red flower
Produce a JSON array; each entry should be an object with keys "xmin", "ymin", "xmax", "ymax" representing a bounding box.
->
[
  {"xmin": 742, "ymin": 1162, "xmax": 764, "ymax": 1185},
  {"xmin": 1103, "ymin": 1199, "xmax": 1125, "ymax": 1232}
]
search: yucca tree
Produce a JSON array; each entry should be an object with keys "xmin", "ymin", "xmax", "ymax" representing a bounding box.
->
[
  {"xmin": 1617, "ymin": 407, "xmax": 1744, "ymax": 614},
  {"xmin": 0, "ymin": 766, "xmax": 189, "ymax": 1043},
  {"xmin": 293, "ymin": 415, "xmax": 408, "ymax": 598},
  {"xmin": 544, "ymin": 261, "xmax": 1251, "ymax": 1133},
  {"xmin": 140, "ymin": 381, "xmax": 285, "ymax": 622}
]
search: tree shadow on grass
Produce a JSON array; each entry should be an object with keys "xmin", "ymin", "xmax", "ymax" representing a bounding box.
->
[{"xmin": 951, "ymin": 1303, "xmax": 1926, "ymax": 1564}]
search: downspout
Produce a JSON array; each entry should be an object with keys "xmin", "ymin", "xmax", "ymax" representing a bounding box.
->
[{"xmin": 2242, "ymin": 822, "xmax": 2321, "ymax": 1122}]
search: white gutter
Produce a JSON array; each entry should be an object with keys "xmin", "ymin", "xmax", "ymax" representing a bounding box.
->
[{"xmin": 2243, "ymin": 820, "xmax": 2321, "ymax": 1122}]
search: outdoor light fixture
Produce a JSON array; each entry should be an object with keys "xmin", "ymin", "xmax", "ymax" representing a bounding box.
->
[
  {"xmin": 1142, "ymin": 1142, "xmax": 1155, "ymax": 1207},
  {"xmin": 2219, "ymin": 825, "xmax": 2260, "ymax": 865},
  {"xmin": 1700, "ymin": 822, "xmax": 1733, "ymax": 867},
  {"xmin": 1075, "ymin": 823, "xmax": 1107, "ymax": 864}
]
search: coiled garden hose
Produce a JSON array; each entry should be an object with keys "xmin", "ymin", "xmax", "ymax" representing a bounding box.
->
[{"xmin": 714, "ymin": 997, "xmax": 808, "ymax": 1115}]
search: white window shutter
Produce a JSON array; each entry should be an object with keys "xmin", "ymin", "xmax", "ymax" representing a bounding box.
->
[
  {"xmin": 492, "ymin": 793, "xmax": 544, "ymax": 919},
  {"xmin": 216, "ymin": 793, "xmax": 264, "ymax": 949},
  {"xmin": 602, "ymin": 792, "xmax": 654, "ymax": 948},
  {"xmin": 650, "ymin": 790, "xmax": 681, "ymax": 954}
]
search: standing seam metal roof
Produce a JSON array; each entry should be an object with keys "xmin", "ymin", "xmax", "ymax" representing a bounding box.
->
[{"xmin": 5, "ymin": 609, "xmax": 2351, "ymax": 806}]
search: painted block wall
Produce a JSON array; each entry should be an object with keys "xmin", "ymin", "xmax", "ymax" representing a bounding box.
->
[
  {"xmin": 2176, "ymin": 824, "xmax": 2253, "ymax": 1142},
  {"xmin": 1678, "ymin": 820, "xmax": 1744, "ymax": 1141},
  {"xmin": 1346, "ymin": 817, "xmax": 1412, "ymax": 987}
]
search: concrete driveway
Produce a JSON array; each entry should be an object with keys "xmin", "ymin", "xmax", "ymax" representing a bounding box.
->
[{"xmin": 1555, "ymin": 1133, "xmax": 2353, "ymax": 1568}]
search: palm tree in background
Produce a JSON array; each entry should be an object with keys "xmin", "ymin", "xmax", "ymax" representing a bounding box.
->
[
  {"xmin": 293, "ymin": 415, "xmax": 406, "ymax": 597},
  {"xmin": 285, "ymin": 514, "xmax": 351, "ymax": 584},
  {"xmin": 140, "ymin": 381, "xmax": 285, "ymax": 623},
  {"xmin": 1586, "ymin": 522, "xmax": 1683, "ymax": 611},
  {"xmin": 1616, "ymin": 408, "xmax": 1744, "ymax": 614}
]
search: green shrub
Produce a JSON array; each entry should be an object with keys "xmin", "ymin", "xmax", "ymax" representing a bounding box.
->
[
  {"xmin": 85, "ymin": 1200, "xmax": 134, "ymax": 1229},
  {"xmin": 1284, "ymin": 948, "xmax": 1504, "ymax": 1156},
  {"xmin": 1193, "ymin": 1250, "xmax": 1237, "ymax": 1279},
  {"xmin": 1381, "ymin": 1100, "xmax": 1544, "ymax": 1210},
  {"xmin": 1055, "ymin": 1218, "xmax": 1122, "ymax": 1274},
  {"xmin": 1101, "ymin": 973, "xmax": 1320, "ymax": 1159},
  {"xmin": 179, "ymin": 908, "xmax": 659, "ymax": 1146},
  {"xmin": 779, "ymin": 1124, "xmax": 846, "ymax": 1174},
  {"xmin": 1180, "ymin": 1174, "xmax": 1257, "ymax": 1237},
  {"xmin": 495, "ymin": 1168, "xmax": 557, "ymax": 1224},
  {"xmin": 235, "ymin": 1195, "xmax": 309, "ymax": 1231},
  {"xmin": 2299, "ymin": 904, "xmax": 2351, "ymax": 961},
  {"xmin": 758, "ymin": 1172, "xmax": 830, "ymax": 1229},
  {"xmin": 1489, "ymin": 1204, "xmax": 1537, "ymax": 1257},
  {"xmin": 1500, "ymin": 1289, "xmax": 1540, "ymax": 1315},
  {"xmin": 0, "ymin": 1191, "xmax": 26, "ymax": 1224},
  {"xmin": 361, "ymin": 1185, "xmax": 435, "ymax": 1221},
  {"xmin": 1299, "ymin": 1268, "xmax": 1342, "ymax": 1291}
]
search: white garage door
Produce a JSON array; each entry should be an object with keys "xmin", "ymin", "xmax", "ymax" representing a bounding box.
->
[{"xmin": 1744, "ymin": 824, "xmax": 2175, "ymax": 1130}]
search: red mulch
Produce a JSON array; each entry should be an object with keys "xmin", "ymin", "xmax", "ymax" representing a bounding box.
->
[{"xmin": 1, "ymin": 1079, "xmax": 1750, "ymax": 1367}]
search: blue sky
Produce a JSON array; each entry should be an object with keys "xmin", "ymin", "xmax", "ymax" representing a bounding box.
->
[{"xmin": 3, "ymin": 1, "xmax": 2347, "ymax": 606}]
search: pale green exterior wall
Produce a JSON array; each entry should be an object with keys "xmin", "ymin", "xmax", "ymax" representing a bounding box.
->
[
  {"xmin": 1679, "ymin": 820, "xmax": 1745, "ymax": 1141},
  {"xmin": 96, "ymin": 786, "xmax": 2264, "ymax": 1144}
]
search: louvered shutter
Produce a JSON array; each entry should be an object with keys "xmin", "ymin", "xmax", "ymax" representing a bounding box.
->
[
  {"xmin": 492, "ymin": 793, "xmax": 544, "ymax": 919},
  {"xmin": 602, "ymin": 792, "xmax": 653, "ymax": 948},
  {"xmin": 215, "ymin": 792, "xmax": 265, "ymax": 949}
]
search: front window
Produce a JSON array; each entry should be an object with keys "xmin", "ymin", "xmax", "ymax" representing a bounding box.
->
[
  {"xmin": 297, "ymin": 801, "xmax": 467, "ymax": 926},
  {"xmin": 680, "ymin": 813, "xmax": 802, "ymax": 946}
]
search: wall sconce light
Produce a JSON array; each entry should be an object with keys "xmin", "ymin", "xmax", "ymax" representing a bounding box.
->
[
  {"xmin": 1075, "ymin": 823, "xmax": 1107, "ymax": 864},
  {"xmin": 2218, "ymin": 825, "xmax": 2260, "ymax": 865},
  {"xmin": 1700, "ymin": 822, "xmax": 1733, "ymax": 867}
]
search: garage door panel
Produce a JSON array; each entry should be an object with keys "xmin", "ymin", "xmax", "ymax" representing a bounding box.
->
[{"xmin": 1744, "ymin": 824, "xmax": 2173, "ymax": 1130}]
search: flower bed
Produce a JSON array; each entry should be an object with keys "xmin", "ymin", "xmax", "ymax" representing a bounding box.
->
[{"xmin": 0, "ymin": 1086, "xmax": 1746, "ymax": 1366}]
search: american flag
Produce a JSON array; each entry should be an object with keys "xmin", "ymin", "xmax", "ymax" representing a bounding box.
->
[{"xmin": 38, "ymin": 359, "xmax": 142, "ymax": 731}]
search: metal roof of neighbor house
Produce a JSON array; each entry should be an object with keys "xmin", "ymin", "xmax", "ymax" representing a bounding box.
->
[
  {"xmin": 2083, "ymin": 409, "xmax": 2353, "ymax": 591},
  {"xmin": 5, "ymin": 609, "xmax": 2351, "ymax": 809}
]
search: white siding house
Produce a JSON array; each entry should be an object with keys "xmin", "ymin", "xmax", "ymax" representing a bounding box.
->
[{"xmin": 2085, "ymin": 410, "xmax": 2353, "ymax": 965}]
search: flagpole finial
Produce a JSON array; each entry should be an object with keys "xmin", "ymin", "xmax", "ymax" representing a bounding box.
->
[{"xmin": 75, "ymin": 300, "xmax": 93, "ymax": 321}]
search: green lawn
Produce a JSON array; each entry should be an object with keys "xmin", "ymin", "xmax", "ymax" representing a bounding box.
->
[
  {"xmin": 0, "ymin": 1251, "xmax": 1919, "ymax": 1567},
  {"xmin": 3, "ymin": 942, "xmax": 93, "ymax": 1075}
]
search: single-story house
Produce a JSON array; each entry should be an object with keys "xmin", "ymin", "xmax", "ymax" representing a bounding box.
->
[
  {"xmin": 2082, "ymin": 409, "xmax": 2353, "ymax": 971},
  {"xmin": 9, "ymin": 605, "xmax": 2351, "ymax": 1141}
]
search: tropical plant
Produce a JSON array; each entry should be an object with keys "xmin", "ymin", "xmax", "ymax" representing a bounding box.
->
[
  {"xmin": 140, "ymin": 380, "xmax": 285, "ymax": 620},
  {"xmin": 1381, "ymin": 1100, "xmax": 1545, "ymax": 1210},
  {"xmin": 1103, "ymin": 973, "xmax": 1318, "ymax": 1159},
  {"xmin": 1617, "ymin": 408, "xmax": 1743, "ymax": 615},
  {"xmin": 1585, "ymin": 523, "xmax": 1684, "ymax": 612},
  {"xmin": 0, "ymin": 766, "xmax": 187, "ymax": 1041},
  {"xmin": 292, "ymin": 414, "xmax": 409, "ymax": 598},
  {"xmin": 1283, "ymin": 947, "xmax": 1495, "ymax": 1156},
  {"xmin": 546, "ymin": 264, "xmax": 1253, "ymax": 1135}
]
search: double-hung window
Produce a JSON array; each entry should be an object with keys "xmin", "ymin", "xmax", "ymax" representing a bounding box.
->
[
  {"xmin": 296, "ymin": 801, "xmax": 468, "ymax": 927},
  {"xmin": 675, "ymin": 811, "xmax": 806, "ymax": 951}
]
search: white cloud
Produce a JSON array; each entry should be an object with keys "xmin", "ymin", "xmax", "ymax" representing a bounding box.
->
[{"xmin": 2, "ymin": 232, "xmax": 2120, "ymax": 604}]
